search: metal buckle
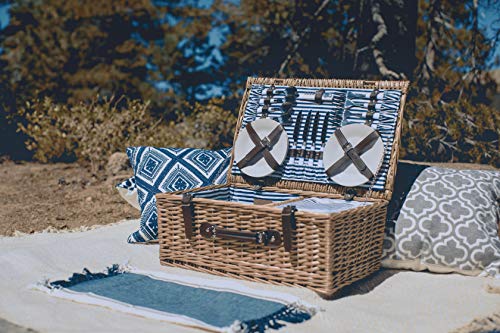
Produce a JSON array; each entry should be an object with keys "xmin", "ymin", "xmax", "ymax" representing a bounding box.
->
[
  {"xmin": 344, "ymin": 189, "xmax": 357, "ymax": 201},
  {"xmin": 261, "ymin": 136, "xmax": 271, "ymax": 149},
  {"xmin": 342, "ymin": 141, "xmax": 354, "ymax": 153},
  {"xmin": 256, "ymin": 232, "xmax": 264, "ymax": 244}
]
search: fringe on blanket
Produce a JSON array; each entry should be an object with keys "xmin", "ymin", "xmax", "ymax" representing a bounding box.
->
[
  {"xmin": 228, "ymin": 303, "xmax": 313, "ymax": 333},
  {"xmin": 34, "ymin": 264, "xmax": 318, "ymax": 333}
]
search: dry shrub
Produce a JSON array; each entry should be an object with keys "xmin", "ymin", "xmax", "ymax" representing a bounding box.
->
[
  {"xmin": 401, "ymin": 97, "xmax": 499, "ymax": 167},
  {"xmin": 18, "ymin": 96, "xmax": 236, "ymax": 173}
]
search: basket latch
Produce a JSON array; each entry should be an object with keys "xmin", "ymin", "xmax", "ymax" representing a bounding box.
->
[
  {"xmin": 281, "ymin": 205, "xmax": 297, "ymax": 252},
  {"xmin": 344, "ymin": 188, "xmax": 357, "ymax": 201},
  {"xmin": 181, "ymin": 193, "xmax": 194, "ymax": 239}
]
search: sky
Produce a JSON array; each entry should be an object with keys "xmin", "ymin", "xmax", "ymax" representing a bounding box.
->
[{"xmin": 0, "ymin": 4, "xmax": 8, "ymax": 29}]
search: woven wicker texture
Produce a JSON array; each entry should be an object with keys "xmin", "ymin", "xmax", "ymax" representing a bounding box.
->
[{"xmin": 158, "ymin": 77, "xmax": 409, "ymax": 297}]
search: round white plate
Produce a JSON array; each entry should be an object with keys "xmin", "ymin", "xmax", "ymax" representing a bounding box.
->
[
  {"xmin": 234, "ymin": 118, "xmax": 289, "ymax": 178},
  {"xmin": 323, "ymin": 123, "xmax": 384, "ymax": 187}
]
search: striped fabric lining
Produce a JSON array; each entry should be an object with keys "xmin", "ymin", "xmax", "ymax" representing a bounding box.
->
[
  {"xmin": 192, "ymin": 186, "xmax": 299, "ymax": 204},
  {"xmin": 231, "ymin": 84, "xmax": 403, "ymax": 191}
]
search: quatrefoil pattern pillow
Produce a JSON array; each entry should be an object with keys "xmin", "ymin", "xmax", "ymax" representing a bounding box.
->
[
  {"xmin": 383, "ymin": 167, "xmax": 500, "ymax": 277},
  {"xmin": 126, "ymin": 146, "xmax": 231, "ymax": 243}
]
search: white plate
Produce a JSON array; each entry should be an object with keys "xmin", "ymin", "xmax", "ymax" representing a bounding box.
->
[
  {"xmin": 323, "ymin": 124, "xmax": 384, "ymax": 187},
  {"xmin": 234, "ymin": 118, "xmax": 289, "ymax": 178}
]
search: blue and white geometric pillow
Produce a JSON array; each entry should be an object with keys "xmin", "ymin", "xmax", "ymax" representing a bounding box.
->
[
  {"xmin": 116, "ymin": 177, "xmax": 140, "ymax": 210},
  {"xmin": 126, "ymin": 146, "xmax": 232, "ymax": 243}
]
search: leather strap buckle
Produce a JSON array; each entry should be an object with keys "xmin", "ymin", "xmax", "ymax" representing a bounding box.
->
[
  {"xmin": 261, "ymin": 136, "xmax": 271, "ymax": 148},
  {"xmin": 236, "ymin": 123, "xmax": 283, "ymax": 171},
  {"xmin": 326, "ymin": 129, "xmax": 377, "ymax": 180},
  {"xmin": 344, "ymin": 189, "xmax": 357, "ymax": 201},
  {"xmin": 342, "ymin": 141, "xmax": 354, "ymax": 153}
]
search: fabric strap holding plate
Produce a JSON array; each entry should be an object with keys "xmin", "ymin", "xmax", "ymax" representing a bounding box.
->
[
  {"xmin": 236, "ymin": 122, "xmax": 283, "ymax": 171},
  {"xmin": 326, "ymin": 129, "xmax": 378, "ymax": 180}
]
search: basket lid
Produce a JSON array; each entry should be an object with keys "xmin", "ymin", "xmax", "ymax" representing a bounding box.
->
[{"xmin": 227, "ymin": 77, "xmax": 409, "ymax": 201}]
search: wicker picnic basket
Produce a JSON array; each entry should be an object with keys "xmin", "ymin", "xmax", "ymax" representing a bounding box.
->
[{"xmin": 157, "ymin": 77, "xmax": 409, "ymax": 298}]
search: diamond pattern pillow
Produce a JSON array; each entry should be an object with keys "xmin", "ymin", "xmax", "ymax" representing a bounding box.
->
[
  {"xmin": 126, "ymin": 146, "xmax": 232, "ymax": 243},
  {"xmin": 116, "ymin": 177, "xmax": 140, "ymax": 210},
  {"xmin": 382, "ymin": 167, "xmax": 500, "ymax": 277}
]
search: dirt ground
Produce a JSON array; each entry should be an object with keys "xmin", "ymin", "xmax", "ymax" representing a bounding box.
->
[
  {"xmin": 0, "ymin": 161, "xmax": 139, "ymax": 236},
  {"xmin": 0, "ymin": 159, "xmax": 496, "ymax": 237}
]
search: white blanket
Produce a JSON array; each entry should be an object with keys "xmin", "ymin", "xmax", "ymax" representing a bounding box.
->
[{"xmin": 0, "ymin": 220, "xmax": 498, "ymax": 333}]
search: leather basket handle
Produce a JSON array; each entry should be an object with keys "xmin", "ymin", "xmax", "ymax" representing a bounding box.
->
[
  {"xmin": 184, "ymin": 202, "xmax": 297, "ymax": 252},
  {"xmin": 199, "ymin": 222, "xmax": 282, "ymax": 248}
]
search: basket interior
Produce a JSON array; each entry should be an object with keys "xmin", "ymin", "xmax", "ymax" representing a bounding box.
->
[
  {"xmin": 230, "ymin": 84, "xmax": 402, "ymax": 191},
  {"xmin": 185, "ymin": 184, "xmax": 374, "ymax": 214},
  {"xmin": 190, "ymin": 185, "xmax": 299, "ymax": 204}
]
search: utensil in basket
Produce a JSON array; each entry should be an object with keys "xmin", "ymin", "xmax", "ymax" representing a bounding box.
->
[
  {"xmin": 289, "ymin": 111, "xmax": 302, "ymax": 164},
  {"xmin": 297, "ymin": 112, "xmax": 312, "ymax": 168},
  {"xmin": 314, "ymin": 112, "xmax": 330, "ymax": 169},
  {"xmin": 306, "ymin": 112, "xmax": 321, "ymax": 167}
]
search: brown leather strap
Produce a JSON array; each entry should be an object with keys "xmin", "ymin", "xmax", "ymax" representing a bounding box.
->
[
  {"xmin": 236, "ymin": 123, "xmax": 283, "ymax": 170},
  {"xmin": 326, "ymin": 129, "xmax": 377, "ymax": 180},
  {"xmin": 199, "ymin": 222, "xmax": 281, "ymax": 247},
  {"xmin": 254, "ymin": 198, "xmax": 274, "ymax": 205},
  {"xmin": 266, "ymin": 85, "xmax": 274, "ymax": 97},
  {"xmin": 181, "ymin": 193, "xmax": 194, "ymax": 239},
  {"xmin": 261, "ymin": 104, "xmax": 270, "ymax": 117},
  {"xmin": 315, "ymin": 89, "xmax": 325, "ymax": 104},
  {"xmin": 368, "ymin": 99, "xmax": 376, "ymax": 112},
  {"xmin": 281, "ymin": 205, "xmax": 297, "ymax": 252},
  {"xmin": 366, "ymin": 89, "xmax": 378, "ymax": 125},
  {"xmin": 285, "ymin": 86, "xmax": 297, "ymax": 97}
]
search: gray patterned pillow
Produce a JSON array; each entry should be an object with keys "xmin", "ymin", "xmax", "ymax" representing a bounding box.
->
[{"xmin": 382, "ymin": 167, "xmax": 500, "ymax": 277}]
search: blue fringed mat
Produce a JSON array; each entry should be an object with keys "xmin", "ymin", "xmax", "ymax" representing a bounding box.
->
[{"xmin": 35, "ymin": 265, "xmax": 317, "ymax": 332}]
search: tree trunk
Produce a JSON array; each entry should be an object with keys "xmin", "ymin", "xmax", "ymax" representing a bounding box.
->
[{"xmin": 355, "ymin": 0, "xmax": 418, "ymax": 79}]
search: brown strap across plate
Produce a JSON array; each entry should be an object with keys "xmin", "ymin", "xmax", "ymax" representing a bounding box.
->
[
  {"xmin": 236, "ymin": 122, "xmax": 283, "ymax": 171},
  {"xmin": 326, "ymin": 129, "xmax": 378, "ymax": 180}
]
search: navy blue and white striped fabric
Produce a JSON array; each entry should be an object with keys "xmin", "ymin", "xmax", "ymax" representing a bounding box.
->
[
  {"xmin": 127, "ymin": 147, "xmax": 232, "ymax": 243},
  {"xmin": 231, "ymin": 84, "xmax": 403, "ymax": 191},
  {"xmin": 192, "ymin": 185, "xmax": 298, "ymax": 204}
]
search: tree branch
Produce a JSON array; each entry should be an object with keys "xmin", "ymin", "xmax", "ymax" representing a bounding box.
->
[
  {"xmin": 369, "ymin": 0, "xmax": 405, "ymax": 79},
  {"xmin": 277, "ymin": 0, "xmax": 331, "ymax": 76},
  {"xmin": 418, "ymin": 0, "xmax": 440, "ymax": 86}
]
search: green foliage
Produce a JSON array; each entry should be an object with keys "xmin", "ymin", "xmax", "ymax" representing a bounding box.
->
[
  {"xmin": 1, "ymin": 0, "xmax": 499, "ymax": 167},
  {"xmin": 402, "ymin": 91, "xmax": 499, "ymax": 165},
  {"xmin": 18, "ymin": 96, "xmax": 235, "ymax": 172},
  {"xmin": 0, "ymin": 0, "xmax": 167, "ymax": 106}
]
